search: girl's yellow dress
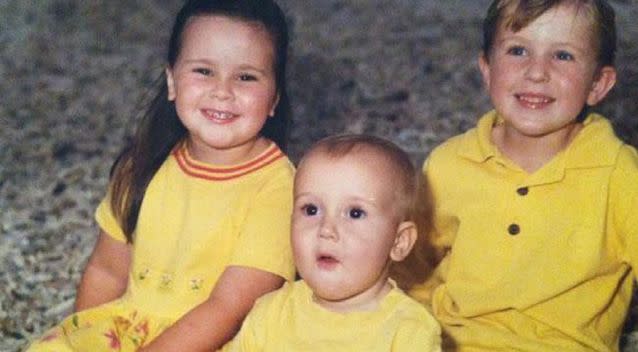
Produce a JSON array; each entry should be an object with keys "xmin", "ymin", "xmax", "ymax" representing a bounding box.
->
[{"xmin": 27, "ymin": 141, "xmax": 296, "ymax": 351}]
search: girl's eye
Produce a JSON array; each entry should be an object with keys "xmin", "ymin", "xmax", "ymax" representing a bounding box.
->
[
  {"xmin": 301, "ymin": 204, "xmax": 318, "ymax": 216},
  {"xmin": 506, "ymin": 46, "xmax": 526, "ymax": 56},
  {"xmin": 238, "ymin": 73, "xmax": 257, "ymax": 81},
  {"xmin": 348, "ymin": 208, "xmax": 366, "ymax": 219},
  {"xmin": 194, "ymin": 68, "xmax": 212, "ymax": 76},
  {"xmin": 555, "ymin": 51, "xmax": 574, "ymax": 61}
]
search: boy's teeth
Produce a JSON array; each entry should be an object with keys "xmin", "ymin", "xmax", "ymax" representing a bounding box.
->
[{"xmin": 518, "ymin": 95, "xmax": 552, "ymax": 104}]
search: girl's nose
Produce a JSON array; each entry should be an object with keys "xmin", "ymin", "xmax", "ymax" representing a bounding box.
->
[
  {"xmin": 524, "ymin": 56, "xmax": 550, "ymax": 82},
  {"xmin": 210, "ymin": 79, "xmax": 233, "ymax": 100}
]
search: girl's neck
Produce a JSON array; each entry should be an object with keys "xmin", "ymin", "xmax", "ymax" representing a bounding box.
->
[
  {"xmin": 492, "ymin": 122, "xmax": 582, "ymax": 174},
  {"xmin": 185, "ymin": 136, "xmax": 270, "ymax": 166}
]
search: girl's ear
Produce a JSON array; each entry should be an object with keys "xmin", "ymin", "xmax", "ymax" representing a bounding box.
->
[
  {"xmin": 586, "ymin": 66, "xmax": 617, "ymax": 106},
  {"xmin": 390, "ymin": 221, "xmax": 418, "ymax": 262},
  {"xmin": 166, "ymin": 68, "xmax": 176, "ymax": 101},
  {"xmin": 268, "ymin": 93, "xmax": 280, "ymax": 117},
  {"xmin": 478, "ymin": 52, "xmax": 492, "ymax": 91}
]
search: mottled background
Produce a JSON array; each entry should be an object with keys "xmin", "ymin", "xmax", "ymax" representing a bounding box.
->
[{"xmin": 1, "ymin": 1, "xmax": 637, "ymax": 351}]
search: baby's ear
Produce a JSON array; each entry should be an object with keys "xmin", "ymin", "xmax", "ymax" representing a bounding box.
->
[
  {"xmin": 390, "ymin": 221, "xmax": 418, "ymax": 262},
  {"xmin": 587, "ymin": 66, "xmax": 617, "ymax": 106}
]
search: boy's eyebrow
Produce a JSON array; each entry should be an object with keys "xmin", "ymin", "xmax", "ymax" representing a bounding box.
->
[{"xmin": 498, "ymin": 35, "xmax": 589, "ymax": 51}]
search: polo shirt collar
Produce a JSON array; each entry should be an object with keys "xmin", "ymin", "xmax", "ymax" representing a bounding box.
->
[{"xmin": 455, "ymin": 110, "xmax": 623, "ymax": 184}]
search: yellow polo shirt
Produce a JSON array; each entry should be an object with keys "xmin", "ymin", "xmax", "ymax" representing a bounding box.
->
[{"xmin": 410, "ymin": 111, "xmax": 638, "ymax": 351}]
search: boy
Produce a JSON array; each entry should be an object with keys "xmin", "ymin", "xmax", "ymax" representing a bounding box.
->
[
  {"xmin": 409, "ymin": 1, "xmax": 638, "ymax": 351},
  {"xmin": 223, "ymin": 135, "xmax": 442, "ymax": 351}
]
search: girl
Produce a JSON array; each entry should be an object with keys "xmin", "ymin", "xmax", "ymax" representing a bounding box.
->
[{"xmin": 27, "ymin": 0, "xmax": 295, "ymax": 351}]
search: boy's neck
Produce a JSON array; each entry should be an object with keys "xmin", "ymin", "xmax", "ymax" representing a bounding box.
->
[{"xmin": 491, "ymin": 122, "xmax": 583, "ymax": 174}]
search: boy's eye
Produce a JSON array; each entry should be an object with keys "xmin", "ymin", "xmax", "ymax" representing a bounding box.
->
[
  {"xmin": 194, "ymin": 68, "xmax": 212, "ymax": 76},
  {"xmin": 348, "ymin": 208, "xmax": 366, "ymax": 219},
  {"xmin": 506, "ymin": 46, "xmax": 526, "ymax": 56},
  {"xmin": 301, "ymin": 204, "xmax": 318, "ymax": 216},
  {"xmin": 555, "ymin": 50, "xmax": 574, "ymax": 61},
  {"xmin": 239, "ymin": 73, "xmax": 257, "ymax": 81}
]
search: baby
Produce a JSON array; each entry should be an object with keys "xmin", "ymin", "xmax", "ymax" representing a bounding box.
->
[{"xmin": 223, "ymin": 134, "xmax": 441, "ymax": 351}]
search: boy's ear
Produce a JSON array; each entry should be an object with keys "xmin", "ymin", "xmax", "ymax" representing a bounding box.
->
[
  {"xmin": 478, "ymin": 52, "xmax": 492, "ymax": 91},
  {"xmin": 390, "ymin": 221, "xmax": 418, "ymax": 262},
  {"xmin": 166, "ymin": 68, "xmax": 176, "ymax": 101},
  {"xmin": 586, "ymin": 66, "xmax": 617, "ymax": 106}
]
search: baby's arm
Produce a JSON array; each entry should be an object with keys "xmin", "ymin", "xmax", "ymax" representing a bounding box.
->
[
  {"xmin": 74, "ymin": 230, "xmax": 131, "ymax": 311},
  {"xmin": 138, "ymin": 265, "xmax": 283, "ymax": 352}
]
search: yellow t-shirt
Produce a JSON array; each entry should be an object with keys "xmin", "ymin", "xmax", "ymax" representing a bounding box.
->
[
  {"xmin": 223, "ymin": 280, "xmax": 442, "ymax": 352},
  {"xmin": 27, "ymin": 141, "xmax": 295, "ymax": 351},
  {"xmin": 410, "ymin": 111, "xmax": 638, "ymax": 352}
]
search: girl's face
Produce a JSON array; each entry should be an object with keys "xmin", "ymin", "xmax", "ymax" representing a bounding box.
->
[
  {"xmin": 166, "ymin": 15, "xmax": 279, "ymax": 165},
  {"xmin": 478, "ymin": 3, "xmax": 615, "ymax": 145}
]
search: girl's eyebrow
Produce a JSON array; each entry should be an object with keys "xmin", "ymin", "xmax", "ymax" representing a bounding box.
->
[{"xmin": 180, "ymin": 59, "xmax": 269, "ymax": 74}]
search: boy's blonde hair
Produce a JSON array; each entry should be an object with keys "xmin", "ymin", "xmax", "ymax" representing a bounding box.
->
[{"xmin": 482, "ymin": 0, "xmax": 616, "ymax": 67}]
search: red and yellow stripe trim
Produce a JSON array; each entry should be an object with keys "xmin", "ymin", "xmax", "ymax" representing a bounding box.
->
[{"xmin": 173, "ymin": 142, "xmax": 284, "ymax": 181}]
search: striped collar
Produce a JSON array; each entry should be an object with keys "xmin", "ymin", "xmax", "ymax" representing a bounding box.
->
[{"xmin": 173, "ymin": 141, "xmax": 285, "ymax": 181}]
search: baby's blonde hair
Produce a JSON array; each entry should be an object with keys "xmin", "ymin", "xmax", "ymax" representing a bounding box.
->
[{"xmin": 298, "ymin": 134, "xmax": 418, "ymax": 221}]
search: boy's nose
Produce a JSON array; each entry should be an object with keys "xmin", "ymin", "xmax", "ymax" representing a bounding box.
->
[{"xmin": 524, "ymin": 56, "xmax": 550, "ymax": 82}]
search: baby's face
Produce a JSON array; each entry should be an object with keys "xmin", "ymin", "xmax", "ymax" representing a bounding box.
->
[
  {"xmin": 292, "ymin": 150, "xmax": 402, "ymax": 312},
  {"xmin": 479, "ymin": 2, "xmax": 614, "ymax": 140}
]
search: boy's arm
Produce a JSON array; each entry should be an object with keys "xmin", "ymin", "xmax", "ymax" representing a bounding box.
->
[
  {"xmin": 74, "ymin": 230, "xmax": 131, "ymax": 311},
  {"xmin": 138, "ymin": 265, "xmax": 283, "ymax": 352}
]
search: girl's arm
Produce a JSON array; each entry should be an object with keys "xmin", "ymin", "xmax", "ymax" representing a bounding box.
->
[
  {"xmin": 74, "ymin": 230, "xmax": 132, "ymax": 311},
  {"xmin": 139, "ymin": 266, "xmax": 284, "ymax": 352}
]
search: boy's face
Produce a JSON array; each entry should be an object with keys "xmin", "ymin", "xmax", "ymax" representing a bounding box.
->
[
  {"xmin": 291, "ymin": 150, "xmax": 411, "ymax": 312},
  {"xmin": 479, "ymin": 3, "xmax": 616, "ymax": 141}
]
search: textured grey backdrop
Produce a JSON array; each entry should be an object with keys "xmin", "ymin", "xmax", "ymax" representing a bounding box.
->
[{"xmin": 1, "ymin": 1, "xmax": 637, "ymax": 351}]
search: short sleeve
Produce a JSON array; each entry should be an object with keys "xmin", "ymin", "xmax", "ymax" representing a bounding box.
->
[
  {"xmin": 228, "ymin": 171, "xmax": 295, "ymax": 281},
  {"xmin": 219, "ymin": 290, "xmax": 276, "ymax": 352},
  {"xmin": 613, "ymin": 146, "xmax": 638, "ymax": 275},
  {"xmin": 94, "ymin": 192, "xmax": 127, "ymax": 243},
  {"xmin": 392, "ymin": 318, "xmax": 442, "ymax": 352}
]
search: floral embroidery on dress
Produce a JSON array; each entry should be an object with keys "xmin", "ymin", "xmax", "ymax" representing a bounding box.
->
[
  {"xmin": 190, "ymin": 278, "xmax": 203, "ymax": 290},
  {"xmin": 138, "ymin": 268, "xmax": 150, "ymax": 281},
  {"xmin": 101, "ymin": 311, "xmax": 151, "ymax": 349},
  {"xmin": 160, "ymin": 274, "xmax": 172, "ymax": 288}
]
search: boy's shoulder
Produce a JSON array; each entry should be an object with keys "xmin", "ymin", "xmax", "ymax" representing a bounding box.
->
[{"xmin": 426, "ymin": 111, "xmax": 497, "ymax": 168}]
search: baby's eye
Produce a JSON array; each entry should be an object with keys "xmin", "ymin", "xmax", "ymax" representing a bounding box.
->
[
  {"xmin": 348, "ymin": 207, "xmax": 366, "ymax": 219},
  {"xmin": 301, "ymin": 204, "xmax": 319, "ymax": 216},
  {"xmin": 555, "ymin": 50, "xmax": 574, "ymax": 61},
  {"xmin": 238, "ymin": 73, "xmax": 257, "ymax": 81},
  {"xmin": 506, "ymin": 46, "xmax": 526, "ymax": 56},
  {"xmin": 194, "ymin": 68, "xmax": 212, "ymax": 76}
]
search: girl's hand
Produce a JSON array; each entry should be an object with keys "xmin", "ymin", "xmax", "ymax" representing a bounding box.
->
[{"xmin": 74, "ymin": 230, "xmax": 132, "ymax": 311}]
